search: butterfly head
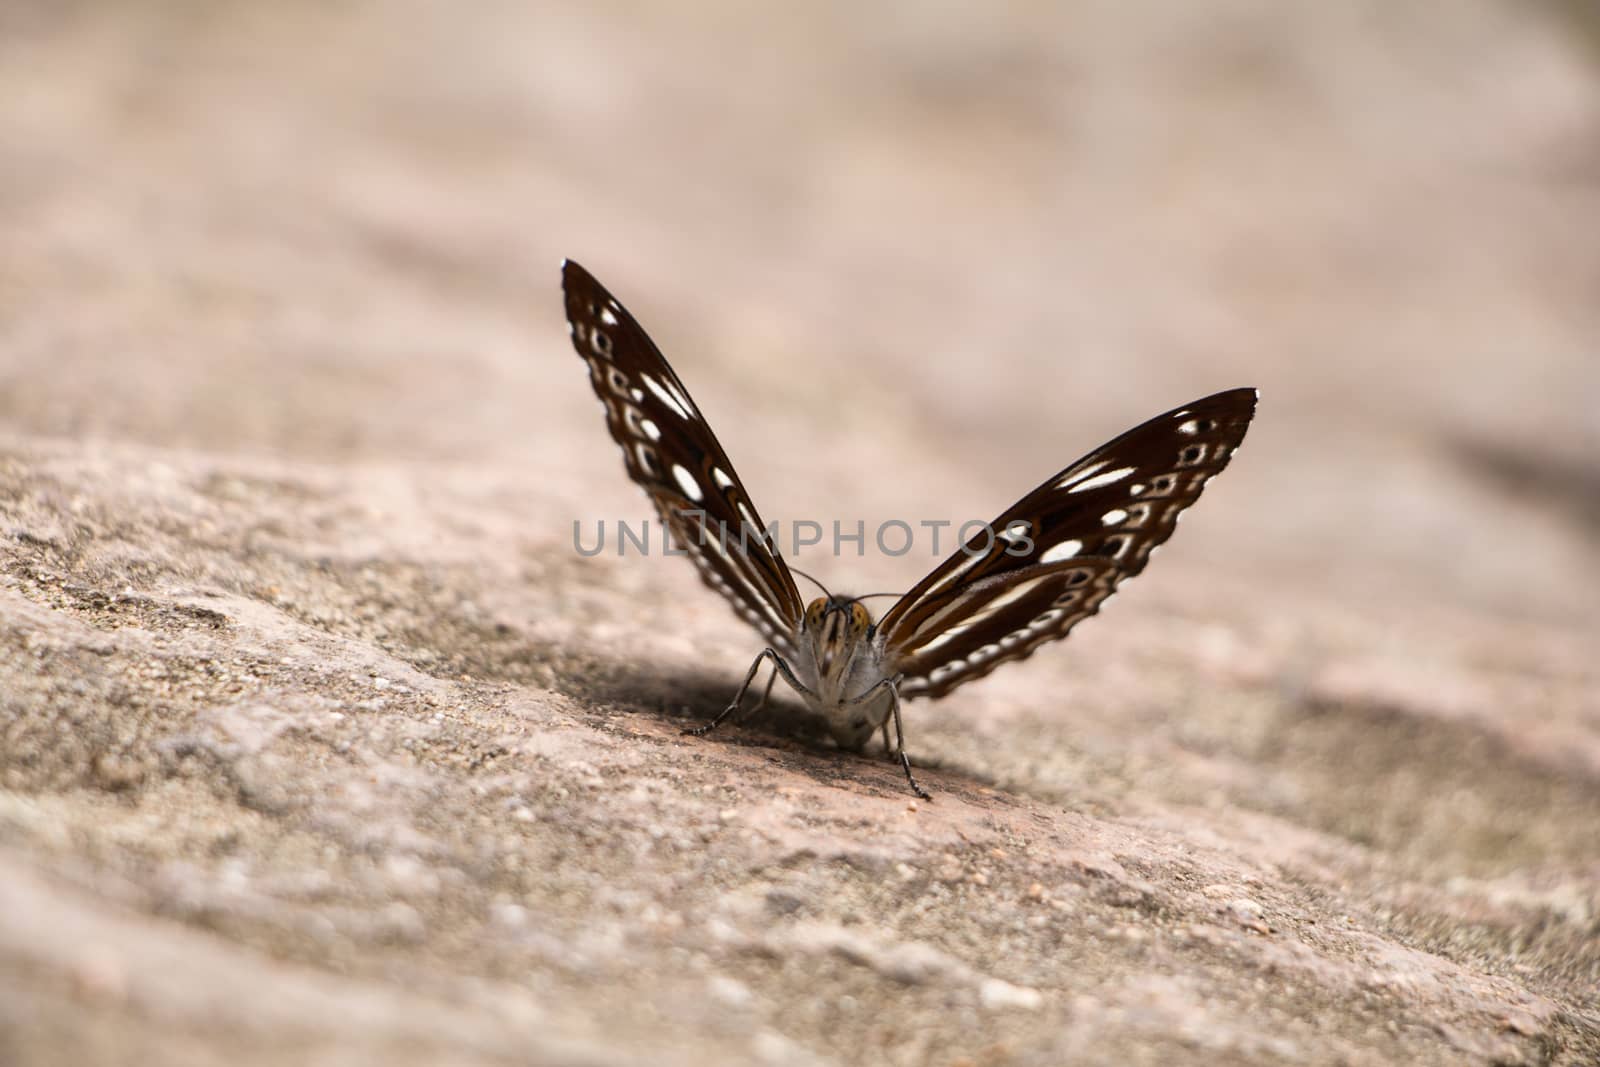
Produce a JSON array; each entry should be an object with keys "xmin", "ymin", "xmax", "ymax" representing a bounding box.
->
[{"xmin": 802, "ymin": 596, "xmax": 876, "ymax": 685}]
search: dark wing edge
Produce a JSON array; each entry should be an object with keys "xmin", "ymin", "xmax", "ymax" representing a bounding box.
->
[
  {"xmin": 882, "ymin": 388, "xmax": 1257, "ymax": 699},
  {"xmin": 561, "ymin": 260, "xmax": 805, "ymax": 649}
]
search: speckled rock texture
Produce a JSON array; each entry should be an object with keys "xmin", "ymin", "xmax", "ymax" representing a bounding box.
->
[{"xmin": 2, "ymin": 3, "xmax": 1598, "ymax": 1065}]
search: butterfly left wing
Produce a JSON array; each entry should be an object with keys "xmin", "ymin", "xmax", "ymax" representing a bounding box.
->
[
  {"xmin": 879, "ymin": 388, "xmax": 1257, "ymax": 698},
  {"xmin": 562, "ymin": 260, "xmax": 806, "ymax": 652}
]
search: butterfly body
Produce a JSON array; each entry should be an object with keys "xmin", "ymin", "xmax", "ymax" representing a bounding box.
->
[
  {"xmin": 794, "ymin": 596, "xmax": 895, "ymax": 750},
  {"xmin": 561, "ymin": 259, "xmax": 1256, "ymax": 798}
]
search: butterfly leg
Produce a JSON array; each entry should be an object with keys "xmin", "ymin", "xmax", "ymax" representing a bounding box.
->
[
  {"xmin": 684, "ymin": 648, "xmax": 810, "ymax": 738},
  {"xmin": 886, "ymin": 682, "xmax": 931, "ymax": 801},
  {"xmin": 737, "ymin": 661, "xmax": 780, "ymax": 725},
  {"xmin": 843, "ymin": 677, "xmax": 929, "ymax": 800}
]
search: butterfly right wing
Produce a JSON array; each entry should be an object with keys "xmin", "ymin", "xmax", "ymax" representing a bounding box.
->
[
  {"xmin": 879, "ymin": 388, "xmax": 1257, "ymax": 698},
  {"xmin": 562, "ymin": 260, "xmax": 805, "ymax": 653}
]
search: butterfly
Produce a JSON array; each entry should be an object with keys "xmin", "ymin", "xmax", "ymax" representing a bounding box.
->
[{"xmin": 562, "ymin": 260, "xmax": 1255, "ymax": 798}]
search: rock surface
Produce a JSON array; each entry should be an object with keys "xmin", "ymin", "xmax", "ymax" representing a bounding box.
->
[{"xmin": 2, "ymin": 3, "xmax": 1598, "ymax": 1064}]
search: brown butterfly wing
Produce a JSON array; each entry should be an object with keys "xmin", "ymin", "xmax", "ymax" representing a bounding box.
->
[
  {"xmin": 881, "ymin": 388, "xmax": 1257, "ymax": 698},
  {"xmin": 562, "ymin": 260, "xmax": 805, "ymax": 651}
]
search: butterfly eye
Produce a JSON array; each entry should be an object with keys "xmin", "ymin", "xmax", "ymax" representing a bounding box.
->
[{"xmin": 850, "ymin": 603, "xmax": 871, "ymax": 630}]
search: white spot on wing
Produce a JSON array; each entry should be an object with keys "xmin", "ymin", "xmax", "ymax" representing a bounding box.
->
[
  {"xmin": 983, "ymin": 579, "xmax": 1043, "ymax": 614},
  {"xmin": 914, "ymin": 623, "xmax": 973, "ymax": 657},
  {"xmin": 1101, "ymin": 508, "xmax": 1128, "ymax": 526},
  {"xmin": 656, "ymin": 375, "xmax": 696, "ymax": 418},
  {"xmin": 1067, "ymin": 466, "xmax": 1136, "ymax": 494},
  {"xmin": 712, "ymin": 468, "xmax": 735, "ymax": 490},
  {"xmin": 1056, "ymin": 460, "xmax": 1107, "ymax": 490},
  {"xmin": 672, "ymin": 464, "xmax": 703, "ymax": 501},
  {"xmin": 639, "ymin": 417, "xmax": 662, "ymax": 441},
  {"xmin": 1039, "ymin": 539, "xmax": 1083, "ymax": 564},
  {"xmin": 714, "ymin": 537, "xmax": 793, "ymax": 637},
  {"xmin": 600, "ymin": 307, "xmax": 619, "ymax": 326},
  {"xmin": 999, "ymin": 521, "xmax": 1030, "ymax": 544},
  {"xmin": 911, "ymin": 572, "xmax": 1050, "ymax": 657},
  {"xmin": 643, "ymin": 375, "xmax": 691, "ymax": 419}
]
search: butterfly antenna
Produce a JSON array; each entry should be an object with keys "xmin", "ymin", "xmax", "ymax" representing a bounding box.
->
[
  {"xmin": 847, "ymin": 592, "xmax": 903, "ymax": 605},
  {"xmin": 788, "ymin": 566, "xmax": 834, "ymax": 599}
]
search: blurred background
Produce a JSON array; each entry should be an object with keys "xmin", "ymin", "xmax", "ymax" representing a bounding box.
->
[{"xmin": 2, "ymin": 0, "xmax": 1596, "ymax": 624}]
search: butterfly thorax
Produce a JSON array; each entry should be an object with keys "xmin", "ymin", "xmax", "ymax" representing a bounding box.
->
[{"xmin": 795, "ymin": 597, "xmax": 895, "ymax": 750}]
